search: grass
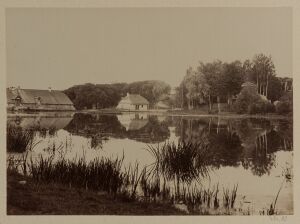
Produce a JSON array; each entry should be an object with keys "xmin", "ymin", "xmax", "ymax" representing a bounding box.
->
[
  {"xmin": 223, "ymin": 184, "xmax": 238, "ymax": 209},
  {"xmin": 29, "ymin": 155, "xmax": 128, "ymax": 195},
  {"xmin": 7, "ymin": 170, "xmax": 185, "ymax": 215},
  {"xmin": 147, "ymin": 141, "xmax": 211, "ymax": 184},
  {"xmin": 267, "ymin": 182, "xmax": 284, "ymax": 215},
  {"xmin": 6, "ymin": 125, "xmax": 38, "ymax": 153}
]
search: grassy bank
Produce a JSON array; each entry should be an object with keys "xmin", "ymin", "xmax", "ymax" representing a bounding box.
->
[{"xmin": 7, "ymin": 170, "xmax": 185, "ymax": 215}]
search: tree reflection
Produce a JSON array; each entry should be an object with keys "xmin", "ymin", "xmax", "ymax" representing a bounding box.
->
[
  {"xmin": 64, "ymin": 113, "xmax": 170, "ymax": 147},
  {"xmin": 170, "ymin": 116, "xmax": 292, "ymax": 176}
]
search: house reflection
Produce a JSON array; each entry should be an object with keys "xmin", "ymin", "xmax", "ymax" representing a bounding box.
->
[
  {"xmin": 117, "ymin": 113, "xmax": 170, "ymax": 143},
  {"xmin": 7, "ymin": 114, "xmax": 73, "ymax": 130},
  {"xmin": 117, "ymin": 113, "xmax": 149, "ymax": 131}
]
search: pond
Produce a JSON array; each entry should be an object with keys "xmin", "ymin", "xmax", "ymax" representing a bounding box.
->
[{"xmin": 7, "ymin": 112, "xmax": 293, "ymax": 215}]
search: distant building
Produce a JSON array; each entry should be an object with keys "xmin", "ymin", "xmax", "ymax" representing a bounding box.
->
[
  {"xmin": 116, "ymin": 93, "xmax": 149, "ymax": 111},
  {"xmin": 154, "ymin": 100, "xmax": 170, "ymax": 110},
  {"xmin": 7, "ymin": 87, "xmax": 75, "ymax": 111}
]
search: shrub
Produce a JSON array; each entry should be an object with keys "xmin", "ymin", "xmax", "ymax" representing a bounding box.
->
[
  {"xmin": 234, "ymin": 87, "xmax": 261, "ymax": 114},
  {"xmin": 275, "ymin": 92, "xmax": 293, "ymax": 115},
  {"xmin": 249, "ymin": 101, "xmax": 275, "ymax": 114},
  {"xmin": 7, "ymin": 125, "xmax": 36, "ymax": 153},
  {"xmin": 276, "ymin": 101, "xmax": 292, "ymax": 115}
]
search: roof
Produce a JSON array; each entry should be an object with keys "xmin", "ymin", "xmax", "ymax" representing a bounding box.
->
[
  {"xmin": 155, "ymin": 101, "xmax": 170, "ymax": 109},
  {"xmin": 7, "ymin": 88, "xmax": 18, "ymax": 103},
  {"xmin": 122, "ymin": 94, "xmax": 149, "ymax": 105},
  {"xmin": 7, "ymin": 88, "xmax": 74, "ymax": 105}
]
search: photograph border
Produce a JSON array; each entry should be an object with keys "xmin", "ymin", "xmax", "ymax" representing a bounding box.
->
[{"xmin": 0, "ymin": 0, "xmax": 299, "ymax": 224}]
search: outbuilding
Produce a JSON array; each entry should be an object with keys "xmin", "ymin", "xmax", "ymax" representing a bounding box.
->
[
  {"xmin": 116, "ymin": 93, "xmax": 149, "ymax": 111},
  {"xmin": 7, "ymin": 87, "xmax": 75, "ymax": 111}
]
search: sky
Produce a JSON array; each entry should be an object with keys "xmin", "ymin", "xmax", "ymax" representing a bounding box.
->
[{"xmin": 6, "ymin": 7, "xmax": 292, "ymax": 90}]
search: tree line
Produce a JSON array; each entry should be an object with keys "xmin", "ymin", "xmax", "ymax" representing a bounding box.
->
[
  {"xmin": 64, "ymin": 53, "xmax": 291, "ymax": 114},
  {"xmin": 172, "ymin": 53, "xmax": 288, "ymax": 113},
  {"xmin": 64, "ymin": 80, "xmax": 170, "ymax": 110}
]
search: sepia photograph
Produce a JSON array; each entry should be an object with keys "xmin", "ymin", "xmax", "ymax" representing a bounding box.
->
[{"xmin": 1, "ymin": 1, "xmax": 297, "ymax": 221}]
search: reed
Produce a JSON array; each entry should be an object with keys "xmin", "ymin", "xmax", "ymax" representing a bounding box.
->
[
  {"xmin": 223, "ymin": 184, "xmax": 238, "ymax": 209},
  {"xmin": 7, "ymin": 125, "xmax": 38, "ymax": 153},
  {"xmin": 29, "ymin": 155, "xmax": 127, "ymax": 194},
  {"xmin": 267, "ymin": 182, "xmax": 283, "ymax": 215},
  {"xmin": 147, "ymin": 141, "xmax": 211, "ymax": 184}
]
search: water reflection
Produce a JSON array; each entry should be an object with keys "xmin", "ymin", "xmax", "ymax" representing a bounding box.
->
[
  {"xmin": 64, "ymin": 113, "xmax": 170, "ymax": 147},
  {"xmin": 6, "ymin": 113, "xmax": 293, "ymax": 214}
]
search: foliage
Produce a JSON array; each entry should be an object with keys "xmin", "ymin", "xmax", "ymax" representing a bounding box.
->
[
  {"xmin": 233, "ymin": 86, "xmax": 261, "ymax": 114},
  {"xmin": 250, "ymin": 54, "xmax": 276, "ymax": 97},
  {"xmin": 181, "ymin": 67, "xmax": 209, "ymax": 109},
  {"xmin": 147, "ymin": 141, "xmax": 211, "ymax": 183},
  {"xmin": 29, "ymin": 155, "xmax": 128, "ymax": 194},
  {"xmin": 176, "ymin": 54, "xmax": 288, "ymax": 113},
  {"xmin": 276, "ymin": 92, "xmax": 293, "ymax": 115},
  {"xmin": 248, "ymin": 101, "xmax": 275, "ymax": 114},
  {"xmin": 267, "ymin": 75, "xmax": 283, "ymax": 102},
  {"xmin": 220, "ymin": 61, "xmax": 244, "ymax": 99},
  {"xmin": 64, "ymin": 81, "xmax": 170, "ymax": 109},
  {"xmin": 7, "ymin": 125, "xmax": 36, "ymax": 153},
  {"xmin": 64, "ymin": 83, "xmax": 124, "ymax": 110},
  {"xmin": 125, "ymin": 80, "xmax": 171, "ymax": 106}
]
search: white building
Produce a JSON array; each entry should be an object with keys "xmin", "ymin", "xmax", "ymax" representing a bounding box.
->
[{"xmin": 116, "ymin": 93, "xmax": 149, "ymax": 111}]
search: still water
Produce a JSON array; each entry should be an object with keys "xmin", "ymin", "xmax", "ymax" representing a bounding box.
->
[{"xmin": 7, "ymin": 112, "xmax": 293, "ymax": 215}]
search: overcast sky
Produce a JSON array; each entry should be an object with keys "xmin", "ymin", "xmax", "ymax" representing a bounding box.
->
[{"xmin": 6, "ymin": 7, "xmax": 292, "ymax": 90}]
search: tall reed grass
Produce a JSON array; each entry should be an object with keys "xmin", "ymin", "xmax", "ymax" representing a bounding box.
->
[
  {"xmin": 147, "ymin": 141, "xmax": 211, "ymax": 184},
  {"xmin": 7, "ymin": 125, "xmax": 38, "ymax": 153},
  {"xmin": 29, "ymin": 155, "xmax": 128, "ymax": 194}
]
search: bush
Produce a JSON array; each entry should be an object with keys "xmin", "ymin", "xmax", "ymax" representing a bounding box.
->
[
  {"xmin": 249, "ymin": 101, "xmax": 275, "ymax": 114},
  {"xmin": 234, "ymin": 86, "xmax": 275, "ymax": 114},
  {"xmin": 234, "ymin": 87, "xmax": 261, "ymax": 114},
  {"xmin": 276, "ymin": 101, "xmax": 292, "ymax": 115},
  {"xmin": 274, "ymin": 92, "xmax": 293, "ymax": 115}
]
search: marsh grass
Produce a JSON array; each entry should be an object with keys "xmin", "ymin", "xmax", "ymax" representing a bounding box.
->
[
  {"xmin": 223, "ymin": 184, "xmax": 238, "ymax": 209},
  {"xmin": 147, "ymin": 141, "xmax": 211, "ymax": 183},
  {"xmin": 7, "ymin": 125, "xmax": 39, "ymax": 153},
  {"xmin": 9, "ymin": 137, "xmax": 243, "ymax": 214},
  {"xmin": 267, "ymin": 182, "xmax": 284, "ymax": 215},
  {"xmin": 29, "ymin": 155, "xmax": 128, "ymax": 195}
]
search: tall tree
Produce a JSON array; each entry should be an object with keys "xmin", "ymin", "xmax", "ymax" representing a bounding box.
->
[
  {"xmin": 251, "ymin": 54, "xmax": 276, "ymax": 98},
  {"xmin": 198, "ymin": 60, "xmax": 223, "ymax": 113},
  {"xmin": 220, "ymin": 61, "xmax": 244, "ymax": 107}
]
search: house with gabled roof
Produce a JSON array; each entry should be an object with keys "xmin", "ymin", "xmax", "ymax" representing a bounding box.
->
[
  {"xmin": 116, "ymin": 93, "xmax": 149, "ymax": 111},
  {"xmin": 7, "ymin": 87, "xmax": 75, "ymax": 111}
]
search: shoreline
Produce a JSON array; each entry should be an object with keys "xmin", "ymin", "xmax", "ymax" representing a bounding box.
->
[
  {"xmin": 6, "ymin": 109, "xmax": 292, "ymax": 120},
  {"xmin": 7, "ymin": 170, "xmax": 185, "ymax": 215}
]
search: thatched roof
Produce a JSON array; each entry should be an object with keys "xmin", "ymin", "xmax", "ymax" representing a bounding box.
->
[
  {"xmin": 123, "ymin": 94, "xmax": 149, "ymax": 105},
  {"xmin": 7, "ymin": 88, "xmax": 73, "ymax": 105}
]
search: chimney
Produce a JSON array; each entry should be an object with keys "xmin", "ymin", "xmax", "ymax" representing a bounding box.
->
[{"xmin": 48, "ymin": 87, "xmax": 52, "ymax": 92}]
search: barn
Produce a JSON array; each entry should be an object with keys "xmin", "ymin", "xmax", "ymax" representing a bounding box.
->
[
  {"xmin": 116, "ymin": 93, "xmax": 149, "ymax": 111},
  {"xmin": 7, "ymin": 87, "xmax": 75, "ymax": 111}
]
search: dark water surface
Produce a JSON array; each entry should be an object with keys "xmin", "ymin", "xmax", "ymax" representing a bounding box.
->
[{"xmin": 7, "ymin": 112, "xmax": 293, "ymax": 215}]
